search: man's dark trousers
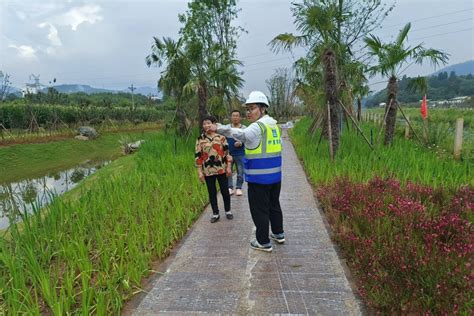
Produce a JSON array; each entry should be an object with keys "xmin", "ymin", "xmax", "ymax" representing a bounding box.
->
[{"xmin": 248, "ymin": 181, "xmax": 284, "ymax": 245}]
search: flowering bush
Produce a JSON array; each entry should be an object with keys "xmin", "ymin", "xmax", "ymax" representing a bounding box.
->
[{"xmin": 317, "ymin": 177, "xmax": 473, "ymax": 314}]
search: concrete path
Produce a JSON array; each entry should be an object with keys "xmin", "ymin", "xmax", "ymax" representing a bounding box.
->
[{"xmin": 130, "ymin": 130, "xmax": 364, "ymax": 315}]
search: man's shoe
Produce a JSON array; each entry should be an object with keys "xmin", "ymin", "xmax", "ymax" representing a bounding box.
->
[
  {"xmin": 235, "ymin": 189, "xmax": 243, "ymax": 196},
  {"xmin": 250, "ymin": 239, "xmax": 272, "ymax": 252},
  {"xmin": 270, "ymin": 233, "xmax": 285, "ymax": 244},
  {"xmin": 228, "ymin": 188, "xmax": 234, "ymax": 195},
  {"xmin": 225, "ymin": 211, "xmax": 233, "ymax": 220},
  {"xmin": 210, "ymin": 214, "xmax": 220, "ymax": 223}
]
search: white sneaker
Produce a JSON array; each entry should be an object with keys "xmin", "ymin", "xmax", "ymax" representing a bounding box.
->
[
  {"xmin": 228, "ymin": 188, "xmax": 234, "ymax": 195},
  {"xmin": 235, "ymin": 189, "xmax": 243, "ymax": 196}
]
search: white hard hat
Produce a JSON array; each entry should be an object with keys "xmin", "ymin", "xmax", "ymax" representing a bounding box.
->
[{"xmin": 245, "ymin": 91, "xmax": 269, "ymax": 107}]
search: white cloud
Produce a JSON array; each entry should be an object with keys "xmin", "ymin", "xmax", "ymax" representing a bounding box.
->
[
  {"xmin": 55, "ymin": 4, "xmax": 103, "ymax": 31},
  {"xmin": 45, "ymin": 46, "xmax": 56, "ymax": 56},
  {"xmin": 8, "ymin": 44, "xmax": 37, "ymax": 60},
  {"xmin": 15, "ymin": 10, "xmax": 27, "ymax": 21},
  {"xmin": 38, "ymin": 22, "xmax": 62, "ymax": 46}
]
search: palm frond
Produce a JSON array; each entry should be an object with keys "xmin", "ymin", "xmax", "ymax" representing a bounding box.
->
[
  {"xmin": 183, "ymin": 79, "xmax": 200, "ymax": 96},
  {"xmin": 364, "ymin": 34, "xmax": 383, "ymax": 57},
  {"xmin": 396, "ymin": 23, "xmax": 411, "ymax": 46},
  {"xmin": 407, "ymin": 76, "xmax": 428, "ymax": 95},
  {"xmin": 414, "ymin": 48, "xmax": 449, "ymax": 68},
  {"xmin": 269, "ymin": 33, "xmax": 308, "ymax": 53}
]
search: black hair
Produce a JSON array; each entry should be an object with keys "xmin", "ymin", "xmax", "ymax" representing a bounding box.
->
[
  {"xmin": 231, "ymin": 110, "xmax": 241, "ymax": 115},
  {"xmin": 256, "ymin": 103, "xmax": 268, "ymax": 113},
  {"xmin": 201, "ymin": 115, "xmax": 217, "ymax": 124}
]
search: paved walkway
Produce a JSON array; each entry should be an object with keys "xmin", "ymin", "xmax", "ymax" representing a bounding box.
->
[{"xmin": 130, "ymin": 130, "xmax": 364, "ymax": 315}]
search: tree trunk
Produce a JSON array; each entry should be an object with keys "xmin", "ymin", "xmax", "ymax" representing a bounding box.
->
[
  {"xmin": 198, "ymin": 81, "xmax": 208, "ymax": 123},
  {"xmin": 225, "ymin": 90, "xmax": 233, "ymax": 113},
  {"xmin": 323, "ymin": 48, "xmax": 340, "ymax": 156},
  {"xmin": 384, "ymin": 76, "xmax": 398, "ymax": 145},
  {"xmin": 357, "ymin": 96, "xmax": 362, "ymax": 121},
  {"xmin": 321, "ymin": 114, "xmax": 329, "ymax": 138},
  {"xmin": 176, "ymin": 101, "xmax": 187, "ymax": 135}
]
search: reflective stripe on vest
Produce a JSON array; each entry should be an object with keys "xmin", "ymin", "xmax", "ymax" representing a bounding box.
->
[{"xmin": 244, "ymin": 121, "xmax": 282, "ymax": 184}]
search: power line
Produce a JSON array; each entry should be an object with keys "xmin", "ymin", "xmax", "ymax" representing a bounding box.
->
[
  {"xmin": 244, "ymin": 55, "xmax": 302, "ymax": 67},
  {"xmin": 410, "ymin": 17, "xmax": 474, "ymax": 33},
  {"xmin": 410, "ymin": 27, "xmax": 474, "ymax": 41},
  {"xmin": 18, "ymin": 26, "xmax": 471, "ymax": 86},
  {"xmin": 243, "ymin": 63, "xmax": 296, "ymax": 74},
  {"xmin": 383, "ymin": 7, "xmax": 474, "ymax": 29}
]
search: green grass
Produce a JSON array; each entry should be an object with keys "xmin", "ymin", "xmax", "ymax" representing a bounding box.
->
[
  {"xmin": 0, "ymin": 129, "xmax": 162, "ymax": 184},
  {"xmin": 365, "ymin": 107, "xmax": 473, "ymax": 128},
  {"xmin": 365, "ymin": 107, "xmax": 474, "ymax": 161},
  {"xmin": 0, "ymin": 131, "xmax": 208, "ymax": 314},
  {"xmin": 290, "ymin": 118, "xmax": 472, "ymax": 188}
]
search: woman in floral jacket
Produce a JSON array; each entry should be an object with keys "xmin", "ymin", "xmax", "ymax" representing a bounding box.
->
[{"xmin": 195, "ymin": 115, "xmax": 233, "ymax": 223}]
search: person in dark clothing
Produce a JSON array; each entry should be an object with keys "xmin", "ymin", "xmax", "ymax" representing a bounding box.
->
[
  {"xmin": 212, "ymin": 91, "xmax": 284, "ymax": 252},
  {"xmin": 195, "ymin": 115, "xmax": 233, "ymax": 223},
  {"xmin": 226, "ymin": 110, "xmax": 246, "ymax": 196}
]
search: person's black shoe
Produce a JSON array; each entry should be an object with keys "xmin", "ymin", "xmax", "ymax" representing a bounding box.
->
[
  {"xmin": 270, "ymin": 233, "xmax": 285, "ymax": 244},
  {"xmin": 225, "ymin": 211, "xmax": 233, "ymax": 220},
  {"xmin": 210, "ymin": 214, "xmax": 220, "ymax": 223},
  {"xmin": 250, "ymin": 239, "xmax": 273, "ymax": 252}
]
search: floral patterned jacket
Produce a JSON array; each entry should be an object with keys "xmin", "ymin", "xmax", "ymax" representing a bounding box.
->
[{"xmin": 195, "ymin": 132, "xmax": 232, "ymax": 176}]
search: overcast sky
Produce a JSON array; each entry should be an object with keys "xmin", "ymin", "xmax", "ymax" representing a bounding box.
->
[{"xmin": 1, "ymin": 0, "xmax": 473, "ymax": 96}]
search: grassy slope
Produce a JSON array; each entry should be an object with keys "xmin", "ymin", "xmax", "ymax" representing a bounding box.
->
[{"xmin": 0, "ymin": 130, "xmax": 161, "ymax": 184}]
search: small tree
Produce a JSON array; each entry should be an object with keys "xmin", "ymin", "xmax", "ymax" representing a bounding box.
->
[
  {"xmin": 271, "ymin": 0, "xmax": 393, "ymax": 157},
  {"xmin": 0, "ymin": 71, "xmax": 12, "ymax": 102},
  {"xmin": 179, "ymin": 0, "xmax": 244, "ymax": 121},
  {"xmin": 266, "ymin": 68, "xmax": 297, "ymax": 121},
  {"xmin": 146, "ymin": 37, "xmax": 191, "ymax": 134},
  {"xmin": 365, "ymin": 23, "xmax": 448, "ymax": 145}
]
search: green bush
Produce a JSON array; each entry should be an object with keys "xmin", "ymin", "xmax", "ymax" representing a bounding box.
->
[{"xmin": 0, "ymin": 104, "xmax": 167, "ymax": 129}]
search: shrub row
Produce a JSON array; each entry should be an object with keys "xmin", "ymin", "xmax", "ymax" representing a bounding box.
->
[{"xmin": 0, "ymin": 104, "xmax": 168, "ymax": 129}]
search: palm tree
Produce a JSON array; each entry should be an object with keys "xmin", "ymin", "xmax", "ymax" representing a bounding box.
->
[
  {"xmin": 181, "ymin": 41, "xmax": 210, "ymax": 124},
  {"xmin": 364, "ymin": 23, "xmax": 448, "ymax": 145},
  {"xmin": 271, "ymin": 1, "xmax": 343, "ymax": 156},
  {"xmin": 179, "ymin": 0, "xmax": 245, "ymax": 123},
  {"xmin": 271, "ymin": 0, "xmax": 393, "ymax": 157},
  {"xmin": 210, "ymin": 56, "xmax": 244, "ymax": 112},
  {"xmin": 146, "ymin": 37, "xmax": 191, "ymax": 133}
]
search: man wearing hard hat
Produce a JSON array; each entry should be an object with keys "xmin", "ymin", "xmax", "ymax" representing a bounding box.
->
[{"xmin": 211, "ymin": 91, "xmax": 284, "ymax": 252}]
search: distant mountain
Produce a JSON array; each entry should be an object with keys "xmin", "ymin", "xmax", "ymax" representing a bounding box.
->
[
  {"xmin": 433, "ymin": 60, "xmax": 474, "ymax": 76},
  {"xmin": 50, "ymin": 84, "xmax": 115, "ymax": 94},
  {"xmin": 10, "ymin": 82, "xmax": 161, "ymax": 98},
  {"xmin": 365, "ymin": 72, "xmax": 474, "ymax": 107},
  {"xmin": 8, "ymin": 86, "xmax": 22, "ymax": 96},
  {"xmin": 51, "ymin": 84, "xmax": 162, "ymax": 97}
]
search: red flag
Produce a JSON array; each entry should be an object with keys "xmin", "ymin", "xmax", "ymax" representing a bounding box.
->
[{"xmin": 420, "ymin": 94, "xmax": 428, "ymax": 120}]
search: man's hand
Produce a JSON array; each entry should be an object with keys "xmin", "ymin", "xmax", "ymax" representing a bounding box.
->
[
  {"xmin": 198, "ymin": 172, "xmax": 205, "ymax": 183},
  {"xmin": 234, "ymin": 141, "xmax": 242, "ymax": 147}
]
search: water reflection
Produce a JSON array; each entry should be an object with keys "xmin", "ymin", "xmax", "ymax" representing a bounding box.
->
[{"xmin": 0, "ymin": 161, "xmax": 109, "ymax": 230}]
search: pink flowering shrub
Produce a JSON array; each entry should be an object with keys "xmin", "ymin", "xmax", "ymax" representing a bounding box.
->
[{"xmin": 317, "ymin": 177, "xmax": 473, "ymax": 314}]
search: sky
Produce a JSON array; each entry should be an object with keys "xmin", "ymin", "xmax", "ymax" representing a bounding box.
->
[{"xmin": 1, "ymin": 0, "xmax": 473, "ymax": 97}]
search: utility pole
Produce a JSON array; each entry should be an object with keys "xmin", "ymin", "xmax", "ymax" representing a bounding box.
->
[{"xmin": 128, "ymin": 84, "xmax": 136, "ymax": 111}]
